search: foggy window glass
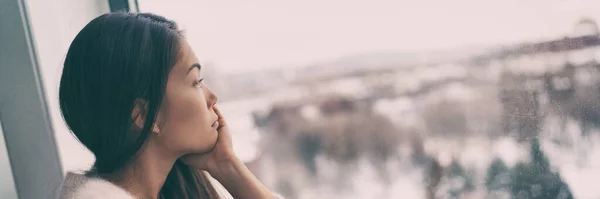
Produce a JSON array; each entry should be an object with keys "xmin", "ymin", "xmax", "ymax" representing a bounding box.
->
[{"xmin": 139, "ymin": 1, "xmax": 600, "ymax": 198}]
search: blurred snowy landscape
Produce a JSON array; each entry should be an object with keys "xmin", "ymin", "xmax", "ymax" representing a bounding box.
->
[{"xmin": 213, "ymin": 20, "xmax": 600, "ymax": 199}]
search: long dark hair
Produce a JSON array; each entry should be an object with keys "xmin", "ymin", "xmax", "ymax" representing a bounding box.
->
[{"xmin": 59, "ymin": 12, "xmax": 216, "ymax": 199}]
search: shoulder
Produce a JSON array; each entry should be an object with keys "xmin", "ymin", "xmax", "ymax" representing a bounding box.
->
[
  {"xmin": 58, "ymin": 172, "xmax": 135, "ymax": 199},
  {"xmin": 70, "ymin": 178, "xmax": 135, "ymax": 199}
]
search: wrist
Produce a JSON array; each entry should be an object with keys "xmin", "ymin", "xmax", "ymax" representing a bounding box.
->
[{"xmin": 206, "ymin": 156, "xmax": 242, "ymax": 181}]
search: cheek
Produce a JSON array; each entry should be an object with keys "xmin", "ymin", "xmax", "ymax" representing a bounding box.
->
[
  {"xmin": 170, "ymin": 93, "xmax": 207, "ymax": 124},
  {"xmin": 159, "ymin": 88, "xmax": 217, "ymax": 153}
]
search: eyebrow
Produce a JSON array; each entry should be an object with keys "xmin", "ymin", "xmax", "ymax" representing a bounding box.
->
[{"xmin": 186, "ymin": 63, "xmax": 201, "ymax": 75}]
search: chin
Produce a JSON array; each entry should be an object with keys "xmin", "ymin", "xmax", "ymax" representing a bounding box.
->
[
  {"xmin": 207, "ymin": 133, "xmax": 218, "ymax": 148},
  {"xmin": 194, "ymin": 133, "xmax": 218, "ymax": 153}
]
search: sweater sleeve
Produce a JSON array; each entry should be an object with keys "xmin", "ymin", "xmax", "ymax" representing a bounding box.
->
[
  {"xmin": 59, "ymin": 172, "xmax": 135, "ymax": 199},
  {"xmin": 206, "ymin": 174, "xmax": 285, "ymax": 199}
]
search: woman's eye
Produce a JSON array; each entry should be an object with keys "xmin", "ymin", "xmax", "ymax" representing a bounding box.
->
[{"xmin": 193, "ymin": 78, "xmax": 204, "ymax": 87}]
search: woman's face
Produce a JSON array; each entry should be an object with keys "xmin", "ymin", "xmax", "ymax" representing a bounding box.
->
[{"xmin": 152, "ymin": 39, "xmax": 219, "ymax": 155}]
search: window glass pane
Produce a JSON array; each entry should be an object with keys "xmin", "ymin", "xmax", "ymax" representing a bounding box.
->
[
  {"xmin": 139, "ymin": 1, "xmax": 600, "ymax": 198},
  {"xmin": 0, "ymin": 123, "xmax": 18, "ymax": 199},
  {"xmin": 23, "ymin": 0, "xmax": 109, "ymax": 173}
]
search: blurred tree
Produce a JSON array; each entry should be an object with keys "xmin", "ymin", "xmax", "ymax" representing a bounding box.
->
[
  {"xmin": 409, "ymin": 136, "xmax": 442, "ymax": 199},
  {"xmin": 425, "ymin": 158, "xmax": 443, "ymax": 199},
  {"xmin": 509, "ymin": 138, "xmax": 573, "ymax": 199},
  {"xmin": 295, "ymin": 131, "xmax": 322, "ymax": 176},
  {"xmin": 529, "ymin": 138, "xmax": 550, "ymax": 172},
  {"xmin": 446, "ymin": 160, "xmax": 476, "ymax": 198},
  {"xmin": 485, "ymin": 158, "xmax": 510, "ymax": 192}
]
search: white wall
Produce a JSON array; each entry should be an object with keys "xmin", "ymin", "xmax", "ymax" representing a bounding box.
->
[{"xmin": 24, "ymin": 0, "xmax": 110, "ymax": 173}]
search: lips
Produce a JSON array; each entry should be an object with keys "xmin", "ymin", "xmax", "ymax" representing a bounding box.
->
[{"xmin": 211, "ymin": 120, "xmax": 220, "ymax": 129}]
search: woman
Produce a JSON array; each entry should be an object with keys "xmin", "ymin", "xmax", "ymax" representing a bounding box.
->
[{"xmin": 57, "ymin": 12, "xmax": 280, "ymax": 199}]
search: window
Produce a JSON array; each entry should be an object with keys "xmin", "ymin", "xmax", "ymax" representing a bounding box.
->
[
  {"xmin": 37, "ymin": 0, "xmax": 596, "ymax": 198},
  {"xmin": 0, "ymin": 124, "xmax": 17, "ymax": 199}
]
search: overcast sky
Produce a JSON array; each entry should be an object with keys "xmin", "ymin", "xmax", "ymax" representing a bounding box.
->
[{"xmin": 140, "ymin": 0, "xmax": 600, "ymax": 74}]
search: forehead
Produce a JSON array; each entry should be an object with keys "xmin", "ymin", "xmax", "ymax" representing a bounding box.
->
[{"xmin": 171, "ymin": 40, "xmax": 198, "ymax": 74}]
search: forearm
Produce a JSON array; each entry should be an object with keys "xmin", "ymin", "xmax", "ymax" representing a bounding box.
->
[{"xmin": 209, "ymin": 157, "xmax": 276, "ymax": 199}]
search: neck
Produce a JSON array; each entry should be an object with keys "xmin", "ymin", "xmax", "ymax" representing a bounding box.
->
[{"xmin": 108, "ymin": 145, "xmax": 178, "ymax": 199}]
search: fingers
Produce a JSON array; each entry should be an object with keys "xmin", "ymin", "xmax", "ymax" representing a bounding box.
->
[{"xmin": 213, "ymin": 106, "xmax": 228, "ymax": 127}]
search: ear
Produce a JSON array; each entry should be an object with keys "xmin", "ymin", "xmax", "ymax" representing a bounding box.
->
[
  {"xmin": 131, "ymin": 99, "xmax": 148, "ymax": 130},
  {"xmin": 131, "ymin": 99, "xmax": 161, "ymax": 133},
  {"xmin": 152, "ymin": 119, "xmax": 161, "ymax": 134}
]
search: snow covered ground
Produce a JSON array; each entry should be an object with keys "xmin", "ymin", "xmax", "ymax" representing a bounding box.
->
[{"xmin": 218, "ymin": 78, "xmax": 600, "ymax": 198}]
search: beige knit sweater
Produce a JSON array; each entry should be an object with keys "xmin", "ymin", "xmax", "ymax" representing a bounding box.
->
[{"xmin": 57, "ymin": 172, "xmax": 244, "ymax": 199}]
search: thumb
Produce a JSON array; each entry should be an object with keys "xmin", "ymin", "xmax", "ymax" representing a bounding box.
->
[{"xmin": 214, "ymin": 106, "xmax": 229, "ymax": 132}]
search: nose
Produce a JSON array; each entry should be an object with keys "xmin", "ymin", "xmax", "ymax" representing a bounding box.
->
[{"xmin": 205, "ymin": 87, "xmax": 218, "ymax": 107}]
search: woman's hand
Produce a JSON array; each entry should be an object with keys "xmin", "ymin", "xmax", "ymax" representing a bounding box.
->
[
  {"xmin": 181, "ymin": 106, "xmax": 237, "ymax": 173},
  {"xmin": 181, "ymin": 106, "xmax": 278, "ymax": 199}
]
